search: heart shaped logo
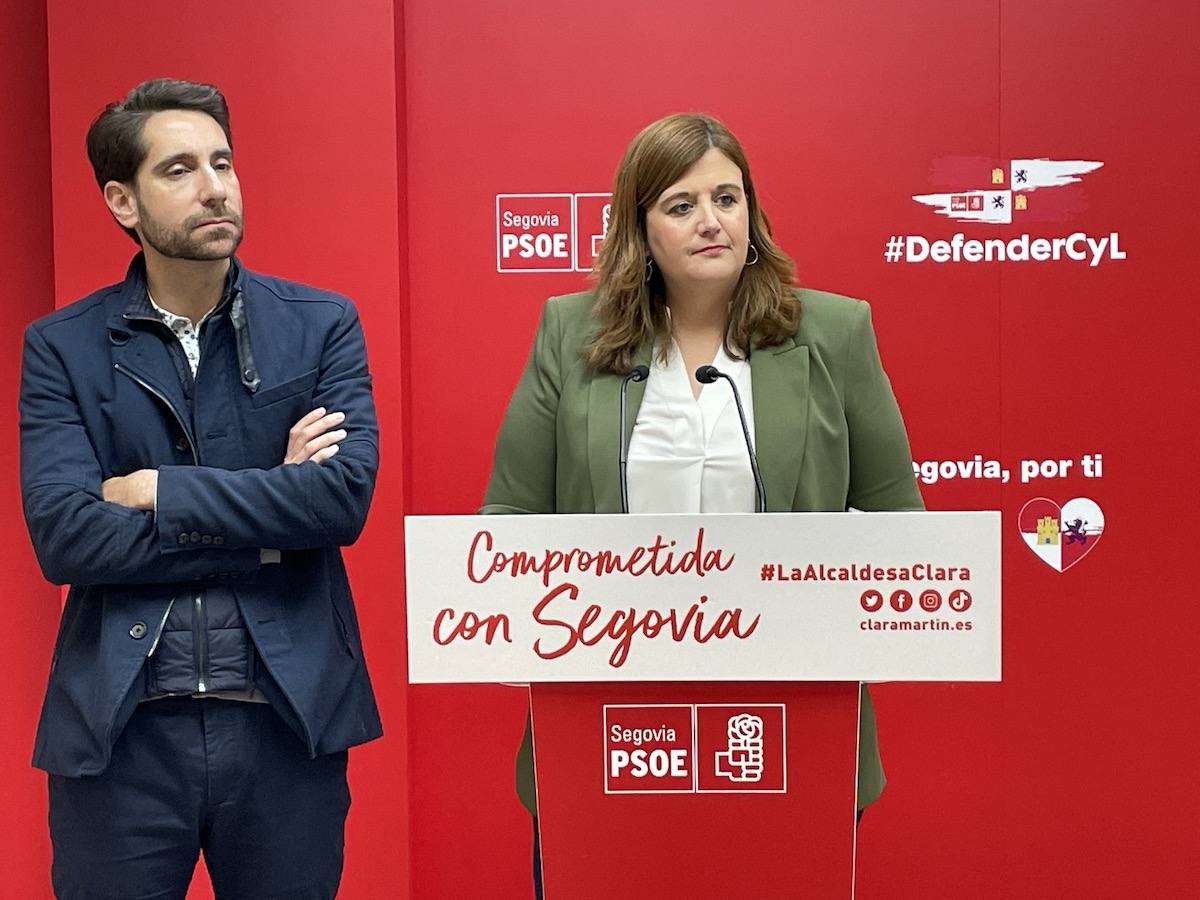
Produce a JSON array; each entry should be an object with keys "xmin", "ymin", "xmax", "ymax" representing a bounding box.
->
[{"xmin": 1018, "ymin": 497, "xmax": 1104, "ymax": 572}]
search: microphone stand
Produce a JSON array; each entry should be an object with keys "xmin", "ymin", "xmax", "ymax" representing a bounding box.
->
[
  {"xmin": 618, "ymin": 365, "xmax": 649, "ymax": 514},
  {"xmin": 695, "ymin": 364, "xmax": 766, "ymax": 513}
]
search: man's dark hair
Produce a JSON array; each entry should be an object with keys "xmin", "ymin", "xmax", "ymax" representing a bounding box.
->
[{"xmin": 86, "ymin": 78, "xmax": 232, "ymax": 243}]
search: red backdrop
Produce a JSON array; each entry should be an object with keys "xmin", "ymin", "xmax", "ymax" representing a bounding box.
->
[
  {"xmin": 2, "ymin": 1, "xmax": 1197, "ymax": 897},
  {"xmin": 18, "ymin": 1, "xmax": 411, "ymax": 897},
  {"xmin": 403, "ymin": 1, "xmax": 1198, "ymax": 897}
]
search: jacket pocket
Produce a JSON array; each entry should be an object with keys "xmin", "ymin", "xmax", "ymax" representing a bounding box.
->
[{"xmin": 250, "ymin": 368, "xmax": 319, "ymax": 409}]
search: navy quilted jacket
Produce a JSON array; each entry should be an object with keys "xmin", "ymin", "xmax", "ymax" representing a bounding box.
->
[{"xmin": 19, "ymin": 255, "xmax": 383, "ymax": 776}]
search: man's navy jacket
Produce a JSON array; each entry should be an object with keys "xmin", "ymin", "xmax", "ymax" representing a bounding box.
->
[{"xmin": 19, "ymin": 255, "xmax": 383, "ymax": 777}]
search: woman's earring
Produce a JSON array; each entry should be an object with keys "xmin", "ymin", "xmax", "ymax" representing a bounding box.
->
[
  {"xmin": 644, "ymin": 257, "xmax": 655, "ymax": 283},
  {"xmin": 746, "ymin": 244, "xmax": 759, "ymax": 266}
]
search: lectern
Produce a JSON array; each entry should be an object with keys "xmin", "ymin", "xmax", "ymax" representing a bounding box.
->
[{"xmin": 406, "ymin": 511, "xmax": 1000, "ymax": 899}]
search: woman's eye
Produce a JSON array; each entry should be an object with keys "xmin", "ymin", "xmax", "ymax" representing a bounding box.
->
[
  {"xmin": 716, "ymin": 194, "xmax": 737, "ymax": 207},
  {"xmin": 669, "ymin": 202, "xmax": 692, "ymax": 216}
]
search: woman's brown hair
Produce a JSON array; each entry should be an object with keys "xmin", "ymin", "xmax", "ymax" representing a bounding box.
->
[{"xmin": 585, "ymin": 113, "xmax": 799, "ymax": 373}]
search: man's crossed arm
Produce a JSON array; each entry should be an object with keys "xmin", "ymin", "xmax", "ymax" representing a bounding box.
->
[
  {"xmin": 20, "ymin": 301, "xmax": 378, "ymax": 586},
  {"xmin": 100, "ymin": 407, "xmax": 349, "ymax": 510}
]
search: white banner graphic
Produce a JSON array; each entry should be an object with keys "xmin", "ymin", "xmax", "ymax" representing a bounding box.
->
[{"xmin": 405, "ymin": 512, "xmax": 1001, "ymax": 683}]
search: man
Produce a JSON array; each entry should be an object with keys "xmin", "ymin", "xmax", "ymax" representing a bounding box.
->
[{"xmin": 19, "ymin": 79, "xmax": 382, "ymax": 899}]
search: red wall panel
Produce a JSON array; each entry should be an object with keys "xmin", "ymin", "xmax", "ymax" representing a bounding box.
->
[
  {"xmin": 38, "ymin": 2, "xmax": 409, "ymax": 897},
  {"xmin": 402, "ymin": 2, "xmax": 1007, "ymax": 897},
  {"xmin": 982, "ymin": 2, "xmax": 1200, "ymax": 895},
  {"xmin": 0, "ymin": 1, "xmax": 60, "ymax": 895},
  {"xmin": 404, "ymin": 1, "xmax": 1197, "ymax": 897}
]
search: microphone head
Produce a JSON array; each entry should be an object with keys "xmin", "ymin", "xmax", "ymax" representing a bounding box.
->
[
  {"xmin": 695, "ymin": 365, "xmax": 721, "ymax": 384},
  {"xmin": 629, "ymin": 364, "xmax": 650, "ymax": 382}
]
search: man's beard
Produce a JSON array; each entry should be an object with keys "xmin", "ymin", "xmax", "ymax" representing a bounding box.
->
[{"xmin": 138, "ymin": 202, "xmax": 244, "ymax": 261}]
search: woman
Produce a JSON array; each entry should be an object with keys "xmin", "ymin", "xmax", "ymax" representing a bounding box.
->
[{"xmin": 481, "ymin": 113, "xmax": 922, "ymax": 893}]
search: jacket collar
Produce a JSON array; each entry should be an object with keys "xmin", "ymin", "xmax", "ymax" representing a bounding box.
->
[
  {"xmin": 104, "ymin": 254, "xmax": 253, "ymax": 412},
  {"xmin": 585, "ymin": 332, "xmax": 811, "ymax": 513},
  {"xmin": 112, "ymin": 252, "xmax": 245, "ymax": 325}
]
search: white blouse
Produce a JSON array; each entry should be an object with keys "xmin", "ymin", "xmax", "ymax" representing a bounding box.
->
[{"xmin": 626, "ymin": 338, "xmax": 756, "ymax": 514}]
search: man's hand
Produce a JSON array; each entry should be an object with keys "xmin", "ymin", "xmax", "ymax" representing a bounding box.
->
[
  {"xmin": 284, "ymin": 407, "xmax": 347, "ymax": 465},
  {"xmin": 102, "ymin": 469, "xmax": 158, "ymax": 510}
]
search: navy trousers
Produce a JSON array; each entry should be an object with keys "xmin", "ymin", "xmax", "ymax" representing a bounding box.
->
[{"xmin": 49, "ymin": 698, "xmax": 349, "ymax": 900}]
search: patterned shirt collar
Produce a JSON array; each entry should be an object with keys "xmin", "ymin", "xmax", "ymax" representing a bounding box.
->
[{"xmin": 146, "ymin": 293, "xmax": 219, "ymax": 377}]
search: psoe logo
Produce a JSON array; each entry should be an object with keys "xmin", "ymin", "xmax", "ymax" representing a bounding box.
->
[
  {"xmin": 696, "ymin": 704, "xmax": 786, "ymax": 793},
  {"xmin": 714, "ymin": 714, "xmax": 765, "ymax": 782},
  {"xmin": 496, "ymin": 192, "xmax": 611, "ymax": 273},
  {"xmin": 1018, "ymin": 496, "xmax": 1105, "ymax": 572},
  {"xmin": 603, "ymin": 703, "xmax": 786, "ymax": 794},
  {"xmin": 912, "ymin": 158, "xmax": 1103, "ymax": 225},
  {"xmin": 603, "ymin": 704, "xmax": 694, "ymax": 795}
]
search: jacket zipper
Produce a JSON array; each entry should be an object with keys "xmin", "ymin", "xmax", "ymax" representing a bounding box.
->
[
  {"xmin": 114, "ymin": 364, "xmax": 209, "ymax": 693},
  {"xmin": 144, "ymin": 597, "xmax": 175, "ymax": 695},
  {"xmin": 147, "ymin": 598, "xmax": 175, "ymax": 658},
  {"xmin": 193, "ymin": 591, "xmax": 207, "ymax": 692},
  {"xmin": 113, "ymin": 365, "xmax": 199, "ymax": 465}
]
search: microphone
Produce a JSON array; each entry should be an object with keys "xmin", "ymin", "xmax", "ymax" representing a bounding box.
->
[
  {"xmin": 618, "ymin": 365, "xmax": 650, "ymax": 513},
  {"xmin": 695, "ymin": 365, "xmax": 766, "ymax": 512}
]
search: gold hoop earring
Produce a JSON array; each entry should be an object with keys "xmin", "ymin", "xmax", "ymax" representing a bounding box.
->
[{"xmin": 746, "ymin": 244, "xmax": 759, "ymax": 266}]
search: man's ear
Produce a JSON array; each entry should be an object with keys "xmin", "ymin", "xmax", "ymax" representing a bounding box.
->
[{"xmin": 104, "ymin": 181, "xmax": 139, "ymax": 232}]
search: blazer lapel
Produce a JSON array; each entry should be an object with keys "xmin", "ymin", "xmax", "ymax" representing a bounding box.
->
[
  {"xmin": 751, "ymin": 337, "xmax": 810, "ymax": 512},
  {"xmin": 586, "ymin": 338, "xmax": 653, "ymax": 513}
]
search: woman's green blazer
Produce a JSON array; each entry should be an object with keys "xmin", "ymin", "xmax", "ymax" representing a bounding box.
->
[{"xmin": 482, "ymin": 288, "xmax": 924, "ymax": 814}]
